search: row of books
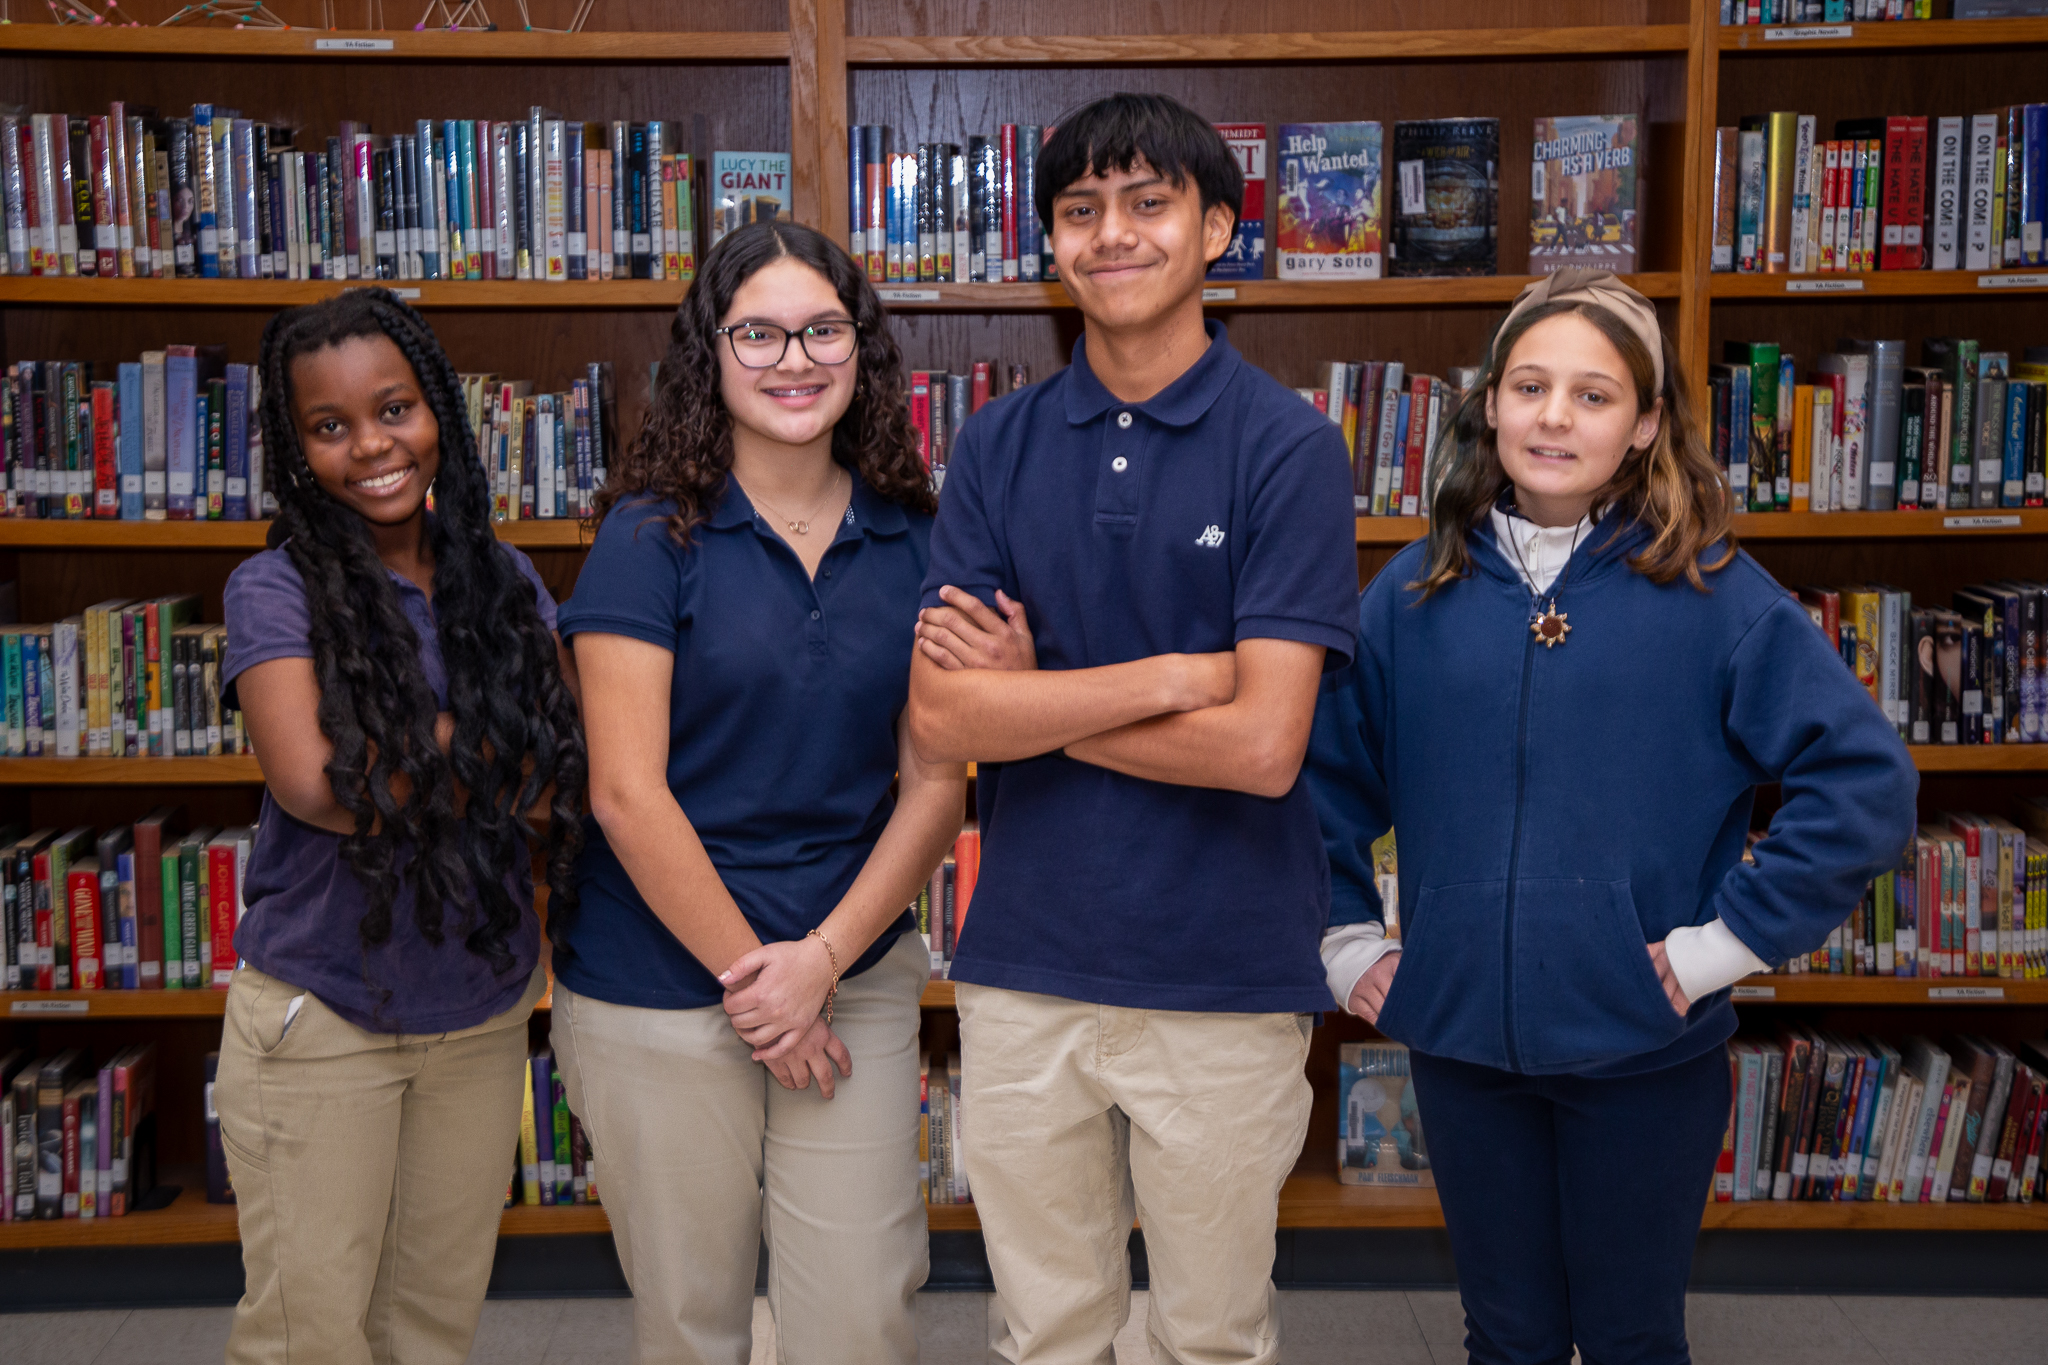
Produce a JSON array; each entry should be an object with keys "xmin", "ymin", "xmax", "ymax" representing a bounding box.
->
[
  {"xmin": 0, "ymin": 598, "xmax": 243, "ymax": 759},
  {"xmin": 1273, "ymin": 120, "xmax": 1501, "ymax": 280},
  {"xmin": 1293, "ymin": 361, "xmax": 1480, "ymax": 515},
  {"xmin": 847, "ymin": 126, "xmax": 1051, "ymax": 286},
  {"xmin": 455, "ymin": 366, "xmax": 614, "ymax": 522},
  {"xmin": 920, "ymin": 1050, "xmax": 969, "ymax": 1206},
  {"xmin": 1712, "ymin": 109, "xmax": 2048, "ymax": 274},
  {"xmin": 1716, "ymin": 1033, "xmax": 2048, "ymax": 1206},
  {"xmin": 1721, "ymin": 0, "xmax": 2018, "ymax": 20},
  {"xmin": 1774, "ymin": 805, "xmax": 2048, "ymax": 977},
  {"xmin": 5, "ymin": 352, "xmax": 267, "ymax": 521},
  {"xmin": 1709, "ymin": 339, "xmax": 2048, "ymax": 513},
  {"xmin": 3, "ymin": 1046, "xmax": 157, "ymax": 1221},
  {"xmin": 0, "ymin": 106, "xmax": 723, "ymax": 283},
  {"xmin": 916, "ymin": 831, "xmax": 980, "ymax": 982},
  {"xmin": 511, "ymin": 1049, "xmax": 598, "ymax": 1208},
  {"xmin": 908, "ymin": 364, "xmax": 1029, "ymax": 486},
  {"xmin": 1, "ymin": 814, "xmax": 250, "ymax": 993},
  {"xmin": 1795, "ymin": 581, "xmax": 2048, "ymax": 744}
]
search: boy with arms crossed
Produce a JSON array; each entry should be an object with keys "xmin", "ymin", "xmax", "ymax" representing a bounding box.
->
[{"xmin": 909, "ymin": 94, "xmax": 1357, "ymax": 1365}]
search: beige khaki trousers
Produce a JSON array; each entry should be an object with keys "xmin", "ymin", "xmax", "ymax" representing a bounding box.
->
[
  {"xmin": 956, "ymin": 984, "xmax": 1314, "ymax": 1365},
  {"xmin": 551, "ymin": 930, "xmax": 929, "ymax": 1365},
  {"xmin": 216, "ymin": 961, "xmax": 545, "ymax": 1365}
]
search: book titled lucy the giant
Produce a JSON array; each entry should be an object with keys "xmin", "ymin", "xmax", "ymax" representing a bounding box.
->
[
  {"xmin": 1390, "ymin": 118, "xmax": 1498, "ymax": 277},
  {"xmin": 1276, "ymin": 122, "xmax": 1383, "ymax": 280},
  {"xmin": 710, "ymin": 151, "xmax": 789, "ymax": 248},
  {"xmin": 1530, "ymin": 114, "xmax": 1641, "ymax": 274}
]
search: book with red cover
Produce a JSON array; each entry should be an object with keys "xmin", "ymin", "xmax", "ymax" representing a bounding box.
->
[
  {"xmin": 66, "ymin": 857, "xmax": 101, "ymax": 990},
  {"xmin": 31, "ymin": 845, "xmax": 56, "ymax": 990},
  {"xmin": 207, "ymin": 832, "xmax": 239, "ymax": 987},
  {"xmin": 908, "ymin": 372, "xmax": 932, "ymax": 473},
  {"xmin": 1987, "ymin": 1061, "xmax": 2032, "ymax": 1202},
  {"xmin": 88, "ymin": 115, "xmax": 117, "ymax": 278},
  {"xmin": 1878, "ymin": 117, "xmax": 1913, "ymax": 272},
  {"xmin": 131, "ymin": 806, "xmax": 186, "ymax": 990},
  {"xmin": 1899, "ymin": 116, "xmax": 1929, "ymax": 271},
  {"xmin": 90, "ymin": 381, "xmax": 118, "ymax": 519},
  {"xmin": 952, "ymin": 829, "xmax": 979, "ymax": 944},
  {"xmin": 60, "ymin": 1079, "xmax": 83, "ymax": 1218},
  {"xmin": 999, "ymin": 125, "xmax": 1018, "ymax": 282},
  {"xmin": 970, "ymin": 361, "xmax": 991, "ymax": 414},
  {"xmin": 1772, "ymin": 1030, "xmax": 1816, "ymax": 1200}
]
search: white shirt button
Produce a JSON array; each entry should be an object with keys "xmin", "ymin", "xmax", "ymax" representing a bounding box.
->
[
  {"xmin": 1116, "ymin": 412, "xmax": 1133, "ymax": 429},
  {"xmin": 1111, "ymin": 456, "xmax": 1128, "ymax": 472}
]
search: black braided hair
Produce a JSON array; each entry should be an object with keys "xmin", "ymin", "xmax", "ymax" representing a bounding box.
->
[{"xmin": 257, "ymin": 287, "xmax": 585, "ymax": 976}]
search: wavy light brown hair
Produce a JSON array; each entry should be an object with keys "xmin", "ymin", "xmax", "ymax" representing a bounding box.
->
[
  {"xmin": 1413, "ymin": 298, "xmax": 1735, "ymax": 597},
  {"xmin": 596, "ymin": 219, "xmax": 937, "ymax": 542}
]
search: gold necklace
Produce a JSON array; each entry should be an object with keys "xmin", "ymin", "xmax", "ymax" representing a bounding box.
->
[{"xmin": 740, "ymin": 468, "xmax": 847, "ymax": 537}]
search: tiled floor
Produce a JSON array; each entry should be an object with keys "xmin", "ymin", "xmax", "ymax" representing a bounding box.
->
[{"xmin": 3, "ymin": 1290, "xmax": 2044, "ymax": 1363}]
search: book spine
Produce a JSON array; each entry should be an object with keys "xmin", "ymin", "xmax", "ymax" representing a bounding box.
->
[
  {"xmin": 1790, "ymin": 115, "xmax": 1817, "ymax": 273},
  {"xmin": 1000, "ymin": 125, "xmax": 1019, "ymax": 282},
  {"xmin": 1966, "ymin": 114, "xmax": 1998, "ymax": 271}
]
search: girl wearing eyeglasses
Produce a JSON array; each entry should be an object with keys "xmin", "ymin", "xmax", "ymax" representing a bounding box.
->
[{"xmin": 549, "ymin": 220, "xmax": 963, "ymax": 1364}]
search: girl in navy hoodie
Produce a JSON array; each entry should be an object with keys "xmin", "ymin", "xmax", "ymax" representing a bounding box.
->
[{"xmin": 1307, "ymin": 270, "xmax": 1918, "ymax": 1365}]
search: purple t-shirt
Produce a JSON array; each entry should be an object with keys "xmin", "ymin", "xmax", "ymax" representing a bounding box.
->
[{"xmin": 221, "ymin": 540, "xmax": 558, "ymax": 1034}]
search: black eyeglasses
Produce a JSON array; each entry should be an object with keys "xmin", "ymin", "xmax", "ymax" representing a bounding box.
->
[{"xmin": 714, "ymin": 320, "xmax": 860, "ymax": 369}]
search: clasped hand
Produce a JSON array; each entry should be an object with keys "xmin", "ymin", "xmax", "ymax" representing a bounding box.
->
[{"xmin": 721, "ymin": 937, "xmax": 852, "ymax": 1098}]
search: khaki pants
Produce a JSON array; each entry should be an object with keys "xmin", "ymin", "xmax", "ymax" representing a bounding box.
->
[
  {"xmin": 956, "ymin": 984, "xmax": 1314, "ymax": 1365},
  {"xmin": 216, "ymin": 961, "xmax": 544, "ymax": 1365},
  {"xmin": 551, "ymin": 930, "xmax": 929, "ymax": 1365}
]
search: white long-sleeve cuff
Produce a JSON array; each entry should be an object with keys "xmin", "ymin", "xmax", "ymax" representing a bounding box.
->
[
  {"xmin": 1663, "ymin": 917, "xmax": 1771, "ymax": 1002},
  {"xmin": 1320, "ymin": 922, "xmax": 1403, "ymax": 1014}
]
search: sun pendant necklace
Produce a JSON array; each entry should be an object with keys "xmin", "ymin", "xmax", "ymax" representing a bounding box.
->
[{"xmin": 1502, "ymin": 508, "xmax": 1586, "ymax": 649}]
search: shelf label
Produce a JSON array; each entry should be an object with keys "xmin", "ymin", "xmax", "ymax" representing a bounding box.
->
[
  {"xmin": 1978, "ymin": 272, "xmax": 2048, "ymax": 289},
  {"xmin": 314, "ymin": 37, "xmax": 395, "ymax": 51},
  {"xmin": 1943, "ymin": 515, "xmax": 2022, "ymax": 529},
  {"xmin": 1201, "ymin": 287, "xmax": 1238, "ymax": 302},
  {"xmin": 877, "ymin": 288, "xmax": 940, "ymax": 302},
  {"xmin": 1731, "ymin": 985, "xmax": 1777, "ymax": 1000},
  {"xmin": 10, "ymin": 1000, "xmax": 87, "ymax": 1015},
  {"xmin": 1787, "ymin": 278, "xmax": 1863, "ymax": 292},
  {"xmin": 393, "ymin": 288, "xmax": 422, "ymax": 300},
  {"xmin": 1928, "ymin": 986, "xmax": 2004, "ymax": 1000},
  {"xmin": 1763, "ymin": 24, "xmax": 1853, "ymax": 40}
]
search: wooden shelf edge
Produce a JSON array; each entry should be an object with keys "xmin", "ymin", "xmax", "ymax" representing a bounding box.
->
[
  {"xmin": 1729, "ymin": 977, "xmax": 2048, "ymax": 1004},
  {"xmin": 881, "ymin": 274, "xmax": 1679, "ymax": 311},
  {"xmin": 1355, "ymin": 510, "xmax": 2048, "ymax": 547},
  {"xmin": 0, "ymin": 518, "xmax": 591, "ymax": 549},
  {"xmin": 846, "ymin": 26, "xmax": 1691, "ymax": 65},
  {"xmin": 0, "ymin": 279, "xmax": 690, "ymax": 309},
  {"xmin": 1712, "ymin": 269, "xmax": 2048, "ymax": 299},
  {"xmin": 0, "ymin": 26, "xmax": 792, "ymax": 63},
  {"xmin": 0, "ymin": 756, "xmax": 264, "ymax": 786},
  {"xmin": 1907, "ymin": 744, "xmax": 2048, "ymax": 772},
  {"xmin": 1718, "ymin": 16, "xmax": 2048, "ymax": 53}
]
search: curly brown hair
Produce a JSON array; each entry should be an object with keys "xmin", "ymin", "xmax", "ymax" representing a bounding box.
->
[{"xmin": 596, "ymin": 219, "xmax": 936, "ymax": 541}]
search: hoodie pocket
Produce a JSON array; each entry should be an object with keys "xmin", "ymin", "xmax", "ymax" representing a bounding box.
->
[
  {"xmin": 1374, "ymin": 881, "xmax": 1510, "ymax": 1071},
  {"xmin": 1509, "ymin": 878, "xmax": 1686, "ymax": 1072}
]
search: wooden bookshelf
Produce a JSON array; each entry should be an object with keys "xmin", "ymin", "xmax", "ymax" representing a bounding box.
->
[
  {"xmin": 0, "ymin": 279, "xmax": 691, "ymax": 310},
  {"xmin": 0, "ymin": 26, "xmax": 795, "ymax": 63},
  {"xmin": 1717, "ymin": 16, "xmax": 2048, "ymax": 53},
  {"xmin": 0, "ymin": 519, "xmax": 591, "ymax": 549},
  {"xmin": 3, "ymin": 981, "xmax": 966, "ymax": 1018},
  {"xmin": 0, "ymin": 756, "xmax": 263, "ymax": 785},
  {"xmin": 844, "ymin": 26, "xmax": 1694, "ymax": 66},
  {"xmin": 1712, "ymin": 269, "xmax": 2048, "ymax": 298},
  {"xmin": 1729, "ymin": 976, "xmax": 2048, "ymax": 1005}
]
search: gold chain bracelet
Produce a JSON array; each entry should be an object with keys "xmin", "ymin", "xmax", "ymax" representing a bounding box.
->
[{"xmin": 806, "ymin": 928, "xmax": 842, "ymax": 1026}]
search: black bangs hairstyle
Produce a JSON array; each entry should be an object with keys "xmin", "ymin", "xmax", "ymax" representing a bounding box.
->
[
  {"xmin": 258, "ymin": 287, "xmax": 585, "ymax": 975},
  {"xmin": 597, "ymin": 218, "xmax": 936, "ymax": 546},
  {"xmin": 1033, "ymin": 92, "xmax": 1244, "ymax": 246}
]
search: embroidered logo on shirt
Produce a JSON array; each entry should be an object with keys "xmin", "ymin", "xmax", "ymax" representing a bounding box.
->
[
  {"xmin": 1194, "ymin": 525, "xmax": 1226, "ymax": 548},
  {"xmin": 844, "ymin": 506, "xmax": 856, "ymax": 526}
]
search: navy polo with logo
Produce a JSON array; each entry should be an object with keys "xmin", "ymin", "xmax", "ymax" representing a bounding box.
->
[
  {"xmin": 555, "ymin": 478, "xmax": 930, "ymax": 1011},
  {"xmin": 922, "ymin": 321, "xmax": 1359, "ymax": 1013}
]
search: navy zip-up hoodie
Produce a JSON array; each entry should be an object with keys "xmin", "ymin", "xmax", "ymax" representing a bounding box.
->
[{"xmin": 1306, "ymin": 517, "xmax": 1919, "ymax": 1078}]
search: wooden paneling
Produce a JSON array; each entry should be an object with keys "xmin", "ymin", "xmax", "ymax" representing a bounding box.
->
[
  {"xmin": 848, "ymin": 1, "xmax": 1668, "ymax": 39},
  {"xmin": 1715, "ymin": 44, "xmax": 2048, "ymax": 129},
  {"xmin": 849, "ymin": 58, "xmax": 1687, "ymax": 279},
  {"xmin": 846, "ymin": 28, "xmax": 1691, "ymax": 63}
]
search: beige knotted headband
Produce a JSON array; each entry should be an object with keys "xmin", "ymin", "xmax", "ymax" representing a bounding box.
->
[{"xmin": 1498, "ymin": 268, "xmax": 1665, "ymax": 395}]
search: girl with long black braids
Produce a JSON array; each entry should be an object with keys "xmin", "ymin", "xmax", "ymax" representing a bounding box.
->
[
  {"xmin": 550, "ymin": 220, "xmax": 962, "ymax": 1363},
  {"xmin": 215, "ymin": 287, "xmax": 584, "ymax": 1365}
]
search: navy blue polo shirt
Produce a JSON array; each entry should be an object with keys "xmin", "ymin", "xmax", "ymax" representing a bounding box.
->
[
  {"xmin": 922, "ymin": 321, "xmax": 1358, "ymax": 1013},
  {"xmin": 554, "ymin": 476, "xmax": 929, "ymax": 1010}
]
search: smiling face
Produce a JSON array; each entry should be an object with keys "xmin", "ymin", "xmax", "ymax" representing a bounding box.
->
[
  {"xmin": 290, "ymin": 333, "xmax": 441, "ymax": 530},
  {"xmin": 715, "ymin": 255, "xmax": 859, "ymax": 449},
  {"xmin": 1048, "ymin": 156, "xmax": 1235, "ymax": 333},
  {"xmin": 1485, "ymin": 310, "xmax": 1663, "ymax": 527}
]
